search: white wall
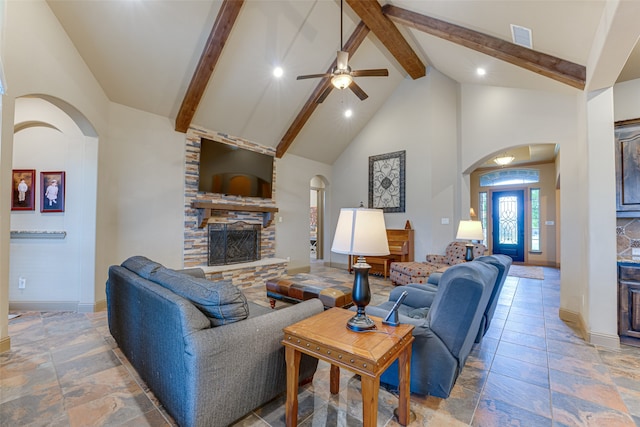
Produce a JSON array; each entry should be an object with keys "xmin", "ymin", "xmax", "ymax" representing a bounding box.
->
[
  {"xmin": 585, "ymin": 88, "xmax": 617, "ymax": 344},
  {"xmin": 330, "ymin": 69, "xmax": 459, "ymax": 267},
  {"xmin": 95, "ymin": 103, "xmax": 185, "ymax": 285},
  {"xmin": 460, "ymin": 84, "xmax": 578, "ymax": 170},
  {"xmin": 613, "ymin": 79, "xmax": 640, "ymax": 121},
  {"xmin": 3, "ymin": 0, "xmax": 188, "ymax": 313},
  {"xmin": 275, "ymin": 153, "xmax": 332, "ymax": 272},
  {"xmin": 2, "ymin": 0, "xmax": 107, "ymax": 314}
]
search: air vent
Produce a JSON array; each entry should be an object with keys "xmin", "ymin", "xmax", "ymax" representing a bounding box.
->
[{"xmin": 510, "ymin": 24, "xmax": 532, "ymax": 49}]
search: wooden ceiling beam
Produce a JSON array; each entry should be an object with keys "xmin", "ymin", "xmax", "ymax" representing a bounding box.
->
[
  {"xmin": 346, "ymin": 0, "xmax": 425, "ymax": 80},
  {"xmin": 276, "ymin": 21, "xmax": 370, "ymax": 158},
  {"xmin": 175, "ymin": 0, "xmax": 244, "ymax": 133},
  {"xmin": 383, "ymin": 4, "xmax": 585, "ymax": 90}
]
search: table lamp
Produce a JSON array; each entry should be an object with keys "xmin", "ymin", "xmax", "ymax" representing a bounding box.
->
[
  {"xmin": 332, "ymin": 207, "xmax": 389, "ymax": 331},
  {"xmin": 456, "ymin": 220, "xmax": 484, "ymax": 261}
]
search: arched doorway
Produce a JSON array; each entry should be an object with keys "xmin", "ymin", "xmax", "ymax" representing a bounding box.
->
[
  {"xmin": 9, "ymin": 95, "xmax": 98, "ymax": 311},
  {"xmin": 310, "ymin": 176, "xmax": 326, "ymax": 261}
]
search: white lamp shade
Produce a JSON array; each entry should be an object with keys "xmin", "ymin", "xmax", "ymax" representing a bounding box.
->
[
  {"xmin": 331, "ymin": 208, "xmax": 390, "ymax": 256},
  {"xmin": 456, "ymin": 220, "xmax": 484, "ymax": 241}
]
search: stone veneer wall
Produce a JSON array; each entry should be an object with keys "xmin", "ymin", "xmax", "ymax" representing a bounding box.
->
[
  {"xmin": 184, "ymin": 126, "xmax": 284, "ymax": 287},
  {"xmin": 616, "ymin": 218, "xmax": 640, "ymax": 260}
]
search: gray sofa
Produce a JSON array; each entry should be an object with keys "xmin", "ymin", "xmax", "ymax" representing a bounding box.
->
[
  {"xmin": 106, "ymin": 256, "xmax": 324, "ymax": 427},
  {"xmin": 365, "ymin": 261, "xmax": 498, "ymax": 398}
]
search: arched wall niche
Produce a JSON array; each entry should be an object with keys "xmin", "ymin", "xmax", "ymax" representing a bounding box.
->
[
  {"xmin": 21, "ymin": 94, "xmax": 98, "ymax": 137},
  {"xmin": 9, "ymin": 94, "xmax": 99, "ymax": 312},
  {"xmin": 14, "ymin": 121, "xmax": 60, "ymax": 134}
]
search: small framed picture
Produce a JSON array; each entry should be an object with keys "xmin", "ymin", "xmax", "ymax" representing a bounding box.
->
[
  {"xmin": 40, "ymin": 171, "xmax": 65, "ymax": 213},
  {"xmin": 11, "ymin": 169, "xmax": 36, "ymax": 211}
]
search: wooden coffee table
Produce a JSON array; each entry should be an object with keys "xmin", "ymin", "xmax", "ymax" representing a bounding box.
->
[{"xmin": 282, "ymin": 308, "xmax": 414, "ymax": 426}]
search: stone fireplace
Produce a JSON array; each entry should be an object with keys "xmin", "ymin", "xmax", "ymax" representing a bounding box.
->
[{"xmin": 183, "ymin": 127, "xmax": 286, "ymax": 287}]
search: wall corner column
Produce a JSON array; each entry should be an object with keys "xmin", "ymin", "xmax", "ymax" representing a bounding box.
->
[
  {"xmin": 0, "ymin": 94, "xmax": 15, "ymax": 352},
  {"xmin": 585, "ymin": 88, "xmax": 619, "ymax": 348}
]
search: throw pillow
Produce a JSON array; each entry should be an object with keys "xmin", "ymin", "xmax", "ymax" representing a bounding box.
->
[{"xmin": 149, "ymin": 267, "xmax": 249, "ymax": 327}]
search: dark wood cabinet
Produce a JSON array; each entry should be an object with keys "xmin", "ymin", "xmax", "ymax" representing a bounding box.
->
[
  {"xmin": 618, "ymin": 263, "xmax": 640, "ymax": 347},
  {"xmin": 615, "ymin": 121, "xmax": 640, "ymax": 216}
]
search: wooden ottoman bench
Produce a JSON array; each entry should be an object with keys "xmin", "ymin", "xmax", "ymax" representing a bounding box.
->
[{"xmin": 266, "ymin": 278, "xmax": 353, "ymax": 309}]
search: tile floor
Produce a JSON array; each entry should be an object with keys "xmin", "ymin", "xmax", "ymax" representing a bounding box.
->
[{"xmin": 1, "ymin": 263, "xmax": 640, "ymax": 426}]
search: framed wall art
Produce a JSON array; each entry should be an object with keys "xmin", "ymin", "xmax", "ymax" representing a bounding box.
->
[
  {"xmin": 11, "ymin": 169, "xmax": 35, "ymax": 211},
  {"xmin": 40, "ymin": 171, "xmax": 65, "ymax": 213},
  {"xmin": 369, "ymin": 150, "xmax": 406, "ymax": 213}
]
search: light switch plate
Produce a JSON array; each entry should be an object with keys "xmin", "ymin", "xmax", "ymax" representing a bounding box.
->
[
  {"xmin": 632, "ymin": 248, "xmax": 640, "ymax": 256},
  {"xmin": 441, "ymin": 218, "xmax": 449, "ymax": 225}
]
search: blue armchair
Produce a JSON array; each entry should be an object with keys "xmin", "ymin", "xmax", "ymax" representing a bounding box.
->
[
  {"xmin": 364, "ymin": 261, "xmax": 499, "ymax": 398},
  {"xmin": 406, "ymin": 254, "xmax": 512, "ymax": 343}
]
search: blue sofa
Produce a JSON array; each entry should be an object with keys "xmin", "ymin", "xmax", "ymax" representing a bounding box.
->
[
  {"xmin": 106, "ymin": 256, "xmax": 324, "ymax": 427},
  {"xmin": 365, "ymin": 261, "xmax": 498, "ymax": 398}
]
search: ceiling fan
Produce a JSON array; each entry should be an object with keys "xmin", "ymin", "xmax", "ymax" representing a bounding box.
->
[{"xmin": 296, "ymin": 0, "xmax": 389, "ymax": 103}]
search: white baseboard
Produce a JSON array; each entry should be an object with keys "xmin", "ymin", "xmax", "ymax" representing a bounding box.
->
[
  {"xmin": 589, "ymin": 331, "xmax": 620, "ymax": 349},
  {"xmin": 287, "ymin": 266, "xmax": 310, "ymax": 275},
  {"xmin": 559, "ymin": 308, "xmax": 620, "ymax": 349},
  {"xmin": 10, "ymin": 300, "xmax": 108, "ymax": 313},
  {"xmin": 10, "ymin": 301, "xmax": 79, "ymax": 312},
  {"xmin": 0, "ymin": 336, "xmax": 10, "ymax": 353},
  {"xmin": 329, "ymin": 262, "xmax": 349, "ymax": 270},
  {"xmin": 78, "ymin": 299, "xmax": 107, "ymax": 313}
]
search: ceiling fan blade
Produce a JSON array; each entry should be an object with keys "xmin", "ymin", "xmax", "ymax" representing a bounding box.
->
[
  {"xmin": 297, "ymin": 73, "xmax": 332, "ymax": 80},
  {"xmin": 316, "ymin": 86, "xmax": 333, "ymax": 103},
  {"xmin": 351, "ymin": 69, "xmax": 389, "ymax": 77},
  {"xmin": 349, "ymin": 81, "xmax": 368, "ymax": 101},
  {"xmin": 336, "ymin": 51, "xmax": 349, "ymax": 70}
]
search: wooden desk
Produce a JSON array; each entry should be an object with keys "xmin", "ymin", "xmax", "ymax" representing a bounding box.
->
[{"xmin": 282, "ymin": 308, "xmax": 414, "ymax": 426}]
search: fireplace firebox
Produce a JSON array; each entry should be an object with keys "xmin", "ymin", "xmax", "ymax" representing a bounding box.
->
[{"xmin": 208, "ymin": 222, "xmax": 261, "ymax": 266}]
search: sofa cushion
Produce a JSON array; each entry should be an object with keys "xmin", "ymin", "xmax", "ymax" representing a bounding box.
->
[
  {"xmin": 407, "ymin": 307, "xmax": 430, "ymax": 319},
  {"xmin": 121, "ymin": 255, "xmax": 163, "ymax": 279},
  {"xmin": 148, "ymin": 267, "xmax": 249, "ymax": 327}
]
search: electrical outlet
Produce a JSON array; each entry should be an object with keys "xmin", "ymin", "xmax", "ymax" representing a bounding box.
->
[
  {"xmin": 441, "ymin": 218, "xmax": 450, "ymax": 225},
  {"xmin": 18, "ymin": 277, "xmax": 26, "ymax": 289}
]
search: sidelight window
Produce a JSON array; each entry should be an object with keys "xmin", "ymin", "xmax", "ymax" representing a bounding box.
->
[{"xmin": 531, "ymin": 188, "xmax": 540, "ymax": 251}]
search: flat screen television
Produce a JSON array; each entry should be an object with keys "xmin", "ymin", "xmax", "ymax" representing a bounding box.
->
[{"xmin": 198, "ymin": 138, "xmax": 274, "ymax": 199}]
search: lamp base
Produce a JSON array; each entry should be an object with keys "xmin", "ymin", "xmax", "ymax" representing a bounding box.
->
[
  {"xmin": 347, "ymin": 262, "xmax": 376, "ymax": 331},
  {"xmin": 347, "ymin": 311, "xmax": 376, "ymax": 331},
  {"xmin": 464, "ymin": 243, "xmax": 474, "ymax": 262}
]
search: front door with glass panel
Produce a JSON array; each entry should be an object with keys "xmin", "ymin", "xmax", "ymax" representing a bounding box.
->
[{"xmin": 491, "ymin": 190, "xmax": 525, "ymax": 262}]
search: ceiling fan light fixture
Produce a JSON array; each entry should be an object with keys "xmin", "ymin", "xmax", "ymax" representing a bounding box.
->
[
  {"xmin": 494, "ymin": 154, "xmax": 515, "ymax": 166},
  {"xmin": 331, "ymin": 72, "xmax": 353, "ymax": 90}
]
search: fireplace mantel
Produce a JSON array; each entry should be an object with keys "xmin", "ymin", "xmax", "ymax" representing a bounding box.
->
[{"xmin": 192, "ymin": 201, "xmax": 279, "ymax": 228}]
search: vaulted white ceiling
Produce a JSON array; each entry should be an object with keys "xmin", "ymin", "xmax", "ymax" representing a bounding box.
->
[{"xmin": 45, "ymin": 0, "xmax": 639, "ymax": 164}]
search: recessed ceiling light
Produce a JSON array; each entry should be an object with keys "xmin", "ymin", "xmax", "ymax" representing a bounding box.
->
[
  {"xmin": 344, "ymin": 109, "xmax": 353, "ymax": 118},
  {"xmin": 273, "ymin": 67, "xmax": 284, "ymax": 78},
  {"xmin": 476, "ymin": 68, "xmax": 486, "ymax": 76}
]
